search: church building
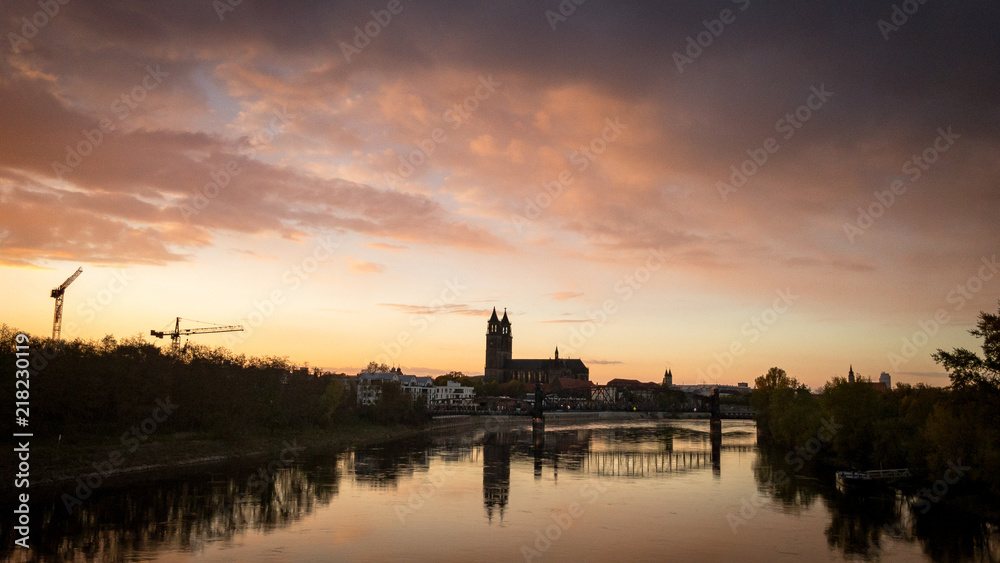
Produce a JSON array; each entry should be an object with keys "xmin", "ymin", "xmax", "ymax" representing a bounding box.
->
[{"xmin": 484, "ymin": 308, "xmax": 589, "ymax": 384}]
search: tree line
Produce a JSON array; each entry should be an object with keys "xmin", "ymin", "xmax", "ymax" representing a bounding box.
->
[
  {"xmin": 751, "ymin": 303, "xmax": 1000, "ymax": 499},
  {"xmin": 0, "ymin": 326, "xmax": 419, "ymax": 444}
]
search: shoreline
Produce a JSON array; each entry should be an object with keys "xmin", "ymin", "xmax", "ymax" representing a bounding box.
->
[{"xmin": 16, "ymin": 422, "xmax": 428, "ymax": 489}]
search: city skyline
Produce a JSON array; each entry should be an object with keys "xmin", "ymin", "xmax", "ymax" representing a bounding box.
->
[{"xmin": 1, "ymin": 1, "xmax": 998, "ymax": 387}]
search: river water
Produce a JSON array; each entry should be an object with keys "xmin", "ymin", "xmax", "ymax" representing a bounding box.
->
[{"xmin": 6, "ymin": 418, "xmax": 998, "ymax": 562}]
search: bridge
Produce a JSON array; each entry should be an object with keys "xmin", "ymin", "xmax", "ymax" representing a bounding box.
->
[{"xmin": 427, "ymin": 381, "xmax": 754, "ymax": 418}]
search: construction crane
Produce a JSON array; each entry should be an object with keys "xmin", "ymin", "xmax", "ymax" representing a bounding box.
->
[
  {"xmin": 150, "ymin": 317, "xmax": 244, "ymax": 353},
  {"xmin": 51, "ymin": 267, "xmax": 83, "ymax": 339}
]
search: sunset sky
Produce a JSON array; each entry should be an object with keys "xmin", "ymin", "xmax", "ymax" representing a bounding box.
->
[{"xmin": 1, "ymin": 1, "xmax": 997, "ymax": 387}]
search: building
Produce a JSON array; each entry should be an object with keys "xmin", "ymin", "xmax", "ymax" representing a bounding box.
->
[
  {"xmin": 848, "ymin": 365, "xmax": 855, "ymax": 383},
  {"xmin": 672, "ymin": 384, "xmax": 753, "ymax": 396},
  {"xmin": 357, "ymin": 368, "xmax": 434, "ymax": 405},
  {"xmin": 604, "ymin": 378, "xmax": 661, "ymax": 403},
  {"xmin": 358, "ymin": 369, "xmax": 476, "ymax": 407},
  {"xmin": 662, "ymin": 368, "xmax": 673, "ymax": 387},
  {"xmin": 431, "ymin": 379, "xmax": 476, "ymax": 407},
  {"xmin": 879, "ymin": 371, "xmax": 891, "ymax": 388},
  {"xmin": 484, "ymin": 308, "xmax": 589, "ymax": 384}
]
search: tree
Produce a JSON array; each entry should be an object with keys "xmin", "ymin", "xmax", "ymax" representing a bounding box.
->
[
  {"xmin": 434, "ymin": 371, "xmax": 467, "ymax": 385},
  {"xmin": 363, "ymin": 361, "xmax": 392, "ymax": 373},
  {"xmin": 320, "ymin": 377, "xmax": 346, "ymax": 422},
  {"xmin": 932, "ymin": 302, "xmax": 1000, "ymax": 390},
  {"xmin": 752, "ymin": 367, "xmax": 815, "ymax": 444}
]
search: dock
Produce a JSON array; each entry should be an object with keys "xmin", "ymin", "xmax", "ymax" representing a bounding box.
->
[{"xmin": 836, "ymin": 468, "xmax": 911, "ymax": 489}]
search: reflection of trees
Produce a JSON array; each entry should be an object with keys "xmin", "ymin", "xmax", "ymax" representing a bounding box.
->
[
  {"xmin": 822, "ymin": 489, "xmax": 906, "ymax": 560},
  {"xmin": 912, "ymin": 502, "xmax": 1000, "ymax": 562},
  {"xmin": 350, "ymin": 436, "xmax": 431, "ymax": 489},
  {"xmin": 753, "ymin": 442, "xmax": 1000, "ymax": 562},
  {"xmin": 751, "ymin": 445, "xmax": 820, "ymax": 512},
  {"xmin": 2, "ymin": 454, "xmax": 341, "ymax": 562}
]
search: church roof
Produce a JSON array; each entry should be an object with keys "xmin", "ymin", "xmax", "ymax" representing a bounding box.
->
[
  {"xmin": 489, "ymin": 307, "xmax": 499, "ymax": 323},
  {"xmin": 550, "ymin": 376, "xmax": 593, "ymax": 390},
  {"xmin": 500, "ymin": 308, "xmax": 510, "ymax": 325},
  {"xmin": 507, "ymin": 358, "xmax": 588, "ymax": 373},
  {"xmin": 607, "ymin": 378, "xmax": 660, "ymax": 389}
]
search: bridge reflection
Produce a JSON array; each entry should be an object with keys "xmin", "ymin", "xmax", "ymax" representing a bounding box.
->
[
  {"xmin": 580, "ymin": 445, "xmax": 753, "ymax": 477},
  {"xmin": 480, "ymin": 422, "xmax": 756, "ymax": 522}
]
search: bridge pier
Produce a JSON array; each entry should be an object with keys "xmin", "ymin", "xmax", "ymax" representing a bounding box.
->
[
  {"xmin": 532, "ymin": 382, "xmax": 545, "ymax": 442},
  {"xmin": 532, "ymin": 415, "xmax": 545, "ymax": 435}
]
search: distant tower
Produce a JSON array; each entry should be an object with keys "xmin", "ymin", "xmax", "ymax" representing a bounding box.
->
[
  {"xmin": 554, "ymin": 346, "xmax": 559, "ymax": 360},
  {"xmin": 848, "ymin": 365, "xmax": 855, "ymax": 383},
  {"xmin": 879, "ymin": 371, "xmax": 891, "ymax": 388},
  {"xmin": 485, "ymin": 308, "xmax": 512, "ymax": 383},
  {"xmin": 663, "ymin": 368, "xmax": 673, "ymax": 387}
]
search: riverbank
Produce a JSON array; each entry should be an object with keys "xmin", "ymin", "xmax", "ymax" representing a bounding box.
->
[{"xmin": 18, "ymin": 421, "xmax": 427, "ymax": 488}]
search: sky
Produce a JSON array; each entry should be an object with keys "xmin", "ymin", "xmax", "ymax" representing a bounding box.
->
[{"xmin": 1, "ymin": 0, "xmax": 998, "ymax": 387}]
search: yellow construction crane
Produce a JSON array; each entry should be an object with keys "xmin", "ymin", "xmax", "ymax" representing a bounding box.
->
[
  {"xmin": 150, "ymin": 317, "xmax": 244, "ymax": 352},
  {"xmin": 51, "ymin": 267, "xmax": 83, "ymax": 339}
]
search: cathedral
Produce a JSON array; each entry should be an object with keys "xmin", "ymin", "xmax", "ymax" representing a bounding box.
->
[{"xmin": 484, "ymin": 308, "xmax": 589, "ymax": 384}]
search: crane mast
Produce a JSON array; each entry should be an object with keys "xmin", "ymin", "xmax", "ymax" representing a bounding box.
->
[{"xmin": 51, "ymin": 267, "xmax": 83, "ymax": 340}]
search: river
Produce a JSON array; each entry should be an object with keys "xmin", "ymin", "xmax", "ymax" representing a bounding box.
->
[{"xmin": 5, "ymin": 418, "xmax": 998, "ymax": 561}]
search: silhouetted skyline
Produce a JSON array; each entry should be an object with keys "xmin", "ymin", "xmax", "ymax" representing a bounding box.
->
[{"xmin": 1, "ymin": 1, "xmax": 998, "ymax": 386}]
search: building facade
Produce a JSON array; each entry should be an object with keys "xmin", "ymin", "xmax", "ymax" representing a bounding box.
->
[
  {"xmin": 431, "ymin": 379, "xmax": 476, "ymax": 406},
  {"xmin": 357, "ymin": 369, "xmax": 475, "ymax": 406},
  {"xmin": 483, "ymin": 308, "xmax": 589, "ymax": 384},
  {"xmin": 357, "ymin": 369, "xmax": 434, "ymax": 405}
]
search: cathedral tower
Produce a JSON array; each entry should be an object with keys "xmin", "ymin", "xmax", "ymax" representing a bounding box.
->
[{"xmin": 485, "ymin": 307, "xmax": 512, "ymax": 383}]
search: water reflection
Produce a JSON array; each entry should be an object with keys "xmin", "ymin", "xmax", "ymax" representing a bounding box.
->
[
  {"xmin": 2, "ymin": 420, "xmax": 997, "ymax": 562},
  {"xmin": 482, "ymin": 431, "xmax": 511, "ymax": 523},
  {"xmin": 754, "ymin": 444, "xmax": 1000, "ymax": 561},
  {"xmin": 2, "ymin": 452, "xmax": 344, "ymax": 562}
]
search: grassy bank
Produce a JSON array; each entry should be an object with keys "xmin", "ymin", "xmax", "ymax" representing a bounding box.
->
[{"xmin": 18, "ymin": 421, "xmax": 427, "ymax": 487}]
